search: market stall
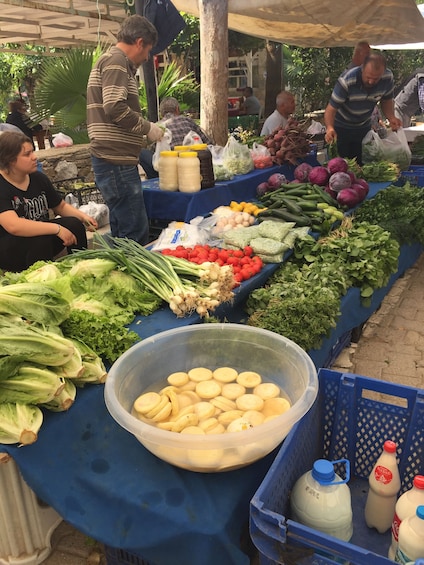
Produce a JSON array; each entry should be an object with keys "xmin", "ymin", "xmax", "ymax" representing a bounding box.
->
[
  {"xmin": 143, "ymin": 155, "xmax": 320, "ymax": 223},
  {"xmin": 0, "ymin": 148, "xmax": 419, "ymax": 565},
  {"xmin": 0, "ymin": 238, "xmax": 421, "ymax": 565}
]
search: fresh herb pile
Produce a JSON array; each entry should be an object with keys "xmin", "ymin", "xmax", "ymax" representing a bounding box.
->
[
  {"xmin": 353, "ymin": 182, "xmax": 424, "ymax": 245},
  {"xmin": 245, "ymin": 217, "xmax": 400, "ymax": 350}
]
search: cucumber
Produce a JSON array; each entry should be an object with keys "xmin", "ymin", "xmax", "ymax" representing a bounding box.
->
[
  {"xmin": 259, "ymin": 209, "xmax": 312, "ymax": 226},
  {"xmin": 279, "ymin": 197, "xmax": 304, "ymax": 215}
]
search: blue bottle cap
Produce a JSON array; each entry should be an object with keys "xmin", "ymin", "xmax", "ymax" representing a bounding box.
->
[
  {"xmin": 417, "ymin": 505, "xmax": 424, "ymax": 520},
  {"xmin": 312, "ymin": 459, "xmax": 335, "ymax": 484}
]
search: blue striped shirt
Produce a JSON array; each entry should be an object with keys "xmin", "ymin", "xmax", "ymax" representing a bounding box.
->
[{"xmin": 329, "ymin": 66, "xmax": 394, "ymax": 129}]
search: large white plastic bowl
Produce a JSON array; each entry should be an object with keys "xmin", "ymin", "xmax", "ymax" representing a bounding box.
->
[{"xmin": 104, "ymin": 324, "xmax": 318, "ymax": 472}]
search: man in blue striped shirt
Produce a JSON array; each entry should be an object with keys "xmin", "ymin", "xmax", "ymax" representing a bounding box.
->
[{"xmin": 324, "ymin": 53, "xmax": 401, "ymax": 164}]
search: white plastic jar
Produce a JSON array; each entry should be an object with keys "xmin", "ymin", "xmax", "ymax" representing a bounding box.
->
[
  {"xmin": 177, "ymin": 151, "xmax": 201, "ymax": 193},
  {"xmin": 158, "ymin": 150, "xmax": 179, "ymax": 191}
]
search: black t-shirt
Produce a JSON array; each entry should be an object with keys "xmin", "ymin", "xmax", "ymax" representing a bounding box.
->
[{"xmin": 0, "ymin": 171, "xmax": 62, "ymax": 237}]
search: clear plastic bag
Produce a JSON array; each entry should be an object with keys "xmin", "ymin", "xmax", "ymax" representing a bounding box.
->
[
  {"xmin": 52, "ymin": 132, "xmax": 73, "ymax": 148},
  {"xmin": 149, "ymin": 216, "xmax": 217, "ymax": 251},
  {"xmin": 362, "ymin": 128, "xmax": 411, "ymax": 170},
  {"xmin": 182, "ymin": 130, "xmax": 203, "ymax": 146},
  {"xmin": 152, "ymin": 128, "xmax": 172, "ymax": 171},
  {"xmin": 222, "ymin": 136, "xmax": 254, "ymax": 175},
  {"xmin": 250, "ymin": 142, "xmax": 273, "ymax": 169}
]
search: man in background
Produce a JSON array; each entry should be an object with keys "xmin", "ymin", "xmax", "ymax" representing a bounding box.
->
[
  {"xmin": 260, "ymin": 91, "xmax": 295, "ymax": 136},
  {"xmin": 6, "ymin": 100, "xmax": 43, "ymax": 150},
  {"xmin": 87, "ymin": 14, "xmax": 164, "ymax": 245},
  {"xmin": 394, "ymin": 71, "xmax": 424, "ymax": 127},
  {"xmin": 324, "ymin": 52, "xmax": 401, "ymax": 164},
  {"xmin": 139, "ymin": 96, "xmax": 212, "ymax": 179},
  {"xmin": 239, "ymin": 87, "xmax": 261, "ymax": 115}
]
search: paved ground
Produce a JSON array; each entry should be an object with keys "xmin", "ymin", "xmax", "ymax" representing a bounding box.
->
[{"xmin": 31, "ymin": 252, "xmax": 424, "ymax": 564}]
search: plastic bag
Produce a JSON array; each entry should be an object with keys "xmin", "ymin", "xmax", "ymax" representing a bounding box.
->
[
  {"xmin": 250, "ymin": 142, "xmax": 273, "ymax": 169},
  {"xmin": 362, "ymin": 128, "xmax": 411, "ymax": 170},
  {"xmin": 79, "ymin": 202, "xmax": 110, "ymax": 228},
  {"xmin": 222, "ymin": 136, "xmax": 254, "ymax": 175},
  {"xmin": 152, "ymin": 128, "xmax": 172, "ymax": 171},
  {"xmin": 182, "ymin": 130, "xmax": 203, "ymax": 146},
  {"xmin": 52, "ymin": 132, "xmax": 73, "ymax": 148},
  {"xmin": 208, "ymin": 144, "xmax": 234, "ymax": 181},
  {"xmin": 149, "ymin": 216, "xmax": 217, "ymax": 251}
]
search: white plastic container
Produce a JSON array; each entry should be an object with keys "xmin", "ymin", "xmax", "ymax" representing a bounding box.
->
[
  {"xmin": 0, "ymin": 455, "xmax": 62, "ymax": 565},
  {"xmin": 158, "ymin": 150, "xmax": 179, "ymax": 191},
  {"xmin": 389, "ymin": 475, "xmax": 424, "ymax": 560},
  {"xmin": 364, "ymin": 440, "xmax": 401, "ymax": 534},
  {"xmin": 395, "ymin": 505, "xmax": 424, "ymax": 563},
  {"xmin": 177, "ymin": 151, "xmax": 201, "ymax": 193},
  {"xmin": 290, "ymin": 458, "xmax": 353, "ymax": 541}
]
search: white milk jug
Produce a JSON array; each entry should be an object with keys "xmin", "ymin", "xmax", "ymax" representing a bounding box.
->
[
  {"xmin": 389, "ymin": 475, "xmax": 424, "ymax": 560},
  {"xmin": 364, "ymin": 440, "xmax": 401, "ymax": 533},
  {"xmin": 395, "ymin": 505, "xmax": 424, "ymax": 564},
  {"xmin": 290, "ymin": 458, "xmax": 353, "ymax": 541}
]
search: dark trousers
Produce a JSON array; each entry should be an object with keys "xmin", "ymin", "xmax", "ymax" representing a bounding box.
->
[
  {"xmin": 335, "ymin": 125, "xmax": 370, "ymax": 165},
  {"xmin": 0, "ymin": 217, "xmax": 87, "ymax": 272}
]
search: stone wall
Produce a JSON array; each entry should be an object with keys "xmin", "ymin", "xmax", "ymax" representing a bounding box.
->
[{"xmin": 36, "ymin": 144, "xmax": 94, "ymax": 183}]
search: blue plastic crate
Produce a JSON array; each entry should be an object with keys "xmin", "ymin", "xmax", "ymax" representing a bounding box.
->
[
  {"xmin": 250, "ymin": 369, "xmax": 424, "ymax": 565},
  {"xmin": 398, "ymin": 165, "xmax": 424, "ymax": 187},
  {"xmin": 104, "ymin": 546, "xmax": 154, "ymax": 565}
]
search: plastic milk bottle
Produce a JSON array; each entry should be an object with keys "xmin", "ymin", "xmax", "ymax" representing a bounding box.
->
[
  {"xmin": 290, "ymin": 458, "xmax": 353, "ymax": 541},
  {"xmin": 395, "ymin": 505, "xmax": 424, "ymax": 563},
  {"xmin": 364, "ymin": 440, "xmax": 401, "ymax": 533},
  {"xmin": 389, "ymin": 475, "xmax": 424, "ymax": 560}
]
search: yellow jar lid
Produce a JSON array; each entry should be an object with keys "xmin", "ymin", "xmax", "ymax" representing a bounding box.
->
[
  {"xmin": 173, "ymin": 145, "xmax": 190, "ymax": 152},
  {"xmin": 178, "ymin": 151, "xmax": 198, "ymax": 158},
  {"xmin": 160, "ymin": 150, "xmax": 178, "ymax": 157},
  {"xmin": 190, "ymin": 144, "xmax": 208, "ymax": 150}
]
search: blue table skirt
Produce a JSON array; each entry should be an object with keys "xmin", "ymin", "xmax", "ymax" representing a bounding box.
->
[
  {"xmin": 0, "ymin": 179, "xmax": 417, "ymax": 565},
  {"xmin": 143, "ymin": 156, "xmax": 321, "ymax": 222}
]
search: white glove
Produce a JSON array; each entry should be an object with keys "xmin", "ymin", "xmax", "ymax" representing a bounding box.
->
[{"xmin": 147, "ymin": 122, "xmax": 164, "ymax": 142}]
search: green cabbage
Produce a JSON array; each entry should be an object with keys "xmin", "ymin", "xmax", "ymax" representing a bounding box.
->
[
  {"xmin": 0, "ymin": 365, "xmax": 65, "ymax": 404},
  {"xmin": 0, "ymin": 283, "xmax": 70, "ymax": 325}
]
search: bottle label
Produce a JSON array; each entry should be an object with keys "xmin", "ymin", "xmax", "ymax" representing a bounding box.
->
[
  {"xmin": 374, "ymin": 465, "xmax": 393, "ymax": 484},
  {"xmin": 391, "ymin": 512, "xmax": 401, "ymax": 542}
]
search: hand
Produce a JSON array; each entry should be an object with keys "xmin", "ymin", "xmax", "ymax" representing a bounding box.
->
[
  {"xmin": 325, "ymin": 127, "xmax": 337, "ymax": 144},
  {"xmin": 147, "ymin": 122, "xmax": 164, "ymax": 142},
  {"xmin": 83, "ymin": 216, "xmax": 98, "ymax": 232},
  {"xmin": 388, "ymin": 116, "xmax": 402, "ymax": 131}
]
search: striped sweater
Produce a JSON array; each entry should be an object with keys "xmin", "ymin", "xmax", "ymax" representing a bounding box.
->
[{"xmin": 87, "ymin": 46, "xmax": 151, "ymax": 165}]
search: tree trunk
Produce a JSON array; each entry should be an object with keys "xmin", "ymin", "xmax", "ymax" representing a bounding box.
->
[
  {"xmin": 199, "ymin": 0, "xmax": 228, "ymax": 146},
  {"xmin": 264, "ymin": 41, "xmax": 283, "ymax": 119}
]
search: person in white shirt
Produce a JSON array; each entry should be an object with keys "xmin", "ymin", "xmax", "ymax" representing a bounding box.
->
[{"xmin": 260, "ymin": 91, "xmax": 296, "ymax": 136}]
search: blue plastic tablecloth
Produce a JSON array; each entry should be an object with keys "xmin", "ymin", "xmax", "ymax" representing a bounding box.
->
[{"xmin": 143, "ymin": 156, "xmax": 321, "ymax": 222}]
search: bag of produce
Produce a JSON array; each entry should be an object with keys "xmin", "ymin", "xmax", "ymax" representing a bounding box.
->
[
  {"xmin": 258, "ymin": 220, "xmax": 295, "ymax": 241},
  {"xmin": 362, "ymin": 128, "xmax": 411, "ymax": 171},
  {"xmin": 250, "ymin": 142, "xmax": 273, "ymax": 169},
  {"xmin": 208, "ymin": 144, "xmax": 234, "ymax": 181},
  {"xmin": 222, "ymin": 135, "xmax": 254, "ymax": 175}
]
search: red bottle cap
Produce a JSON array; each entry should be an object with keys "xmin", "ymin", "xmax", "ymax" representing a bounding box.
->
[
  {"xmin": 413, "ymin": 475, "xmax": 424, "ymax": 489},
  {"xmin": 383, "ymin": 440, "xmax": 397, "ymax": 453}
]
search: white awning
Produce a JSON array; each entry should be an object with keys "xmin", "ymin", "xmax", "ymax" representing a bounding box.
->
[{"xmin": 173, "ymin": 0, "xmax": 424, "ymax": 48}]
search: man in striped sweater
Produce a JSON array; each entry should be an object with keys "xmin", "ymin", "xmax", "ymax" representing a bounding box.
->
[
  {"xmin": 324, "ymin": 52, "xmax": 401, "ymax": 165},
  {"xmin": 87, "ymin": 15, "xmax": 164, "ymax": 245}
]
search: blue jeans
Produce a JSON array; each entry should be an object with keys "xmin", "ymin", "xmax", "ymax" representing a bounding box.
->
[{"xmin": 91, "ymin": 156, "xmax": 149, "ymax": 245}]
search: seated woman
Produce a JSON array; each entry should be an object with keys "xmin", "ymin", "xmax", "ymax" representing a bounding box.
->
[{"xmin": 0, "ymin": 131, "xmax": 98, "ymax": 272}]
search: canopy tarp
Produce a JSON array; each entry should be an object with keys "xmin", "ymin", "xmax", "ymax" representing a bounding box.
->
[
  {"xmin": 372, "ymin": 4, "xmax": 424, "ymax": 50},
  {"xmin": 173, "ymin": 0, "xmax": 424, "ymax": 48}
]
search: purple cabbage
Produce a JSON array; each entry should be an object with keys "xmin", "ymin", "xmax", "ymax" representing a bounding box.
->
[
  {"xmin": 329, "ymin": 172, "xmax": 352, "ymax": 192},
  {"xmin": 294, "ymin": 162, "xmax": 313, "ymax": 182},
  {"xmin": 308, "ymin": 166, "xmax": 330, "ymax": 186},
  {"xmin": 337, "ymin": 188, "xmax": 361, "ymax": 208},
  {"xmin": 327, "ymin": 157, "xmax": 349, "ymax": 174}
]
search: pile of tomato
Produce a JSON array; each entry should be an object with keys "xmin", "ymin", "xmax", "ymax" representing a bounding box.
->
[{"xmin": 160, "ymin": 244, "xmax": 264, "ymax": 284}]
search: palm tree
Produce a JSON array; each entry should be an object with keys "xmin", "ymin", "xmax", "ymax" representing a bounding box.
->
[{"xmin": 33, "ymin": 51, "xmax": 200, "ymax": 145}]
